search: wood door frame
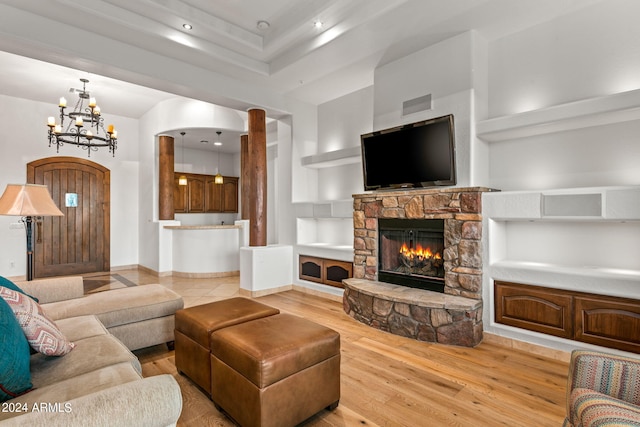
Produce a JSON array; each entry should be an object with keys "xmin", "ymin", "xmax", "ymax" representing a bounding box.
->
[{"xmin": 27, "ymin": 156, "xmax": 110, "ymax": 275}]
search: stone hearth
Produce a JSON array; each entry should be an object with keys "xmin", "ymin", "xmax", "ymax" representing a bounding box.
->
[{"xmin": 343, "ymin": 187, "xmax": 494, "ymax": 347}]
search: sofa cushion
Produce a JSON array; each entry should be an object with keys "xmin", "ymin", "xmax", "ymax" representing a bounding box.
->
[
  {"xmin": 55, "ymin": 315, "xmax": 109, "ymax": 342},
  {"xmin": 570, "ymin": 387, "xmax": 640, "ymax": 427},
  {"xmin": 42, "ymin": 284, "xmax": 183, "ymax": 328},
  {"xmin": 0, "ymin": 286, "xmax": 75, "ymax": 356},
  {"xmin": 30, "ymin": 334, "xmax": 141, "ymax": 388},
  {"xmin": 0, "ymin": 298, "xmax": 32, "ymax": 402},
  {"xmin": 0, "ymin": 275, "xmax": 38, "ymax": 302},
  {"xmin": 0, "ymin": 362, "xmax": 142, "ymax": 422}
]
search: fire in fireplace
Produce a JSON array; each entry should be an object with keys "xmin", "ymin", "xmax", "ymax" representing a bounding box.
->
[{"xmin": 378, "ymin": 218, "xmax": 445, "ymax": 292}]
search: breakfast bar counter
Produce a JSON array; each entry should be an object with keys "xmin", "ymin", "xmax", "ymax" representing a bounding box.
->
[{"xmin": 164, "ymin": 222, "xmax": 246, "ymax": 277}]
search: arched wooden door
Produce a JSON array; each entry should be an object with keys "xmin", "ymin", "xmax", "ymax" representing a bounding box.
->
[{"xmin": 27, "ymin": 157, "xmax": 110, "ymax": 278}]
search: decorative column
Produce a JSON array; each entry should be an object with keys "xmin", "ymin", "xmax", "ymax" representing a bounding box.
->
[
  {"xmin": 247, "ymin": 109, "xmax": 267, "ymax": 246},
  {"xmin": 240, "ymin": 134, "xmax": 250, "ymax": 220},
  {"xmin": 158, "ymin": 135, "xmax": 175, "ymax": 220}
]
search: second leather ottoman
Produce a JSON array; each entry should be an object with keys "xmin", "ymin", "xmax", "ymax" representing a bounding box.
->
[
  {"xmin": 210, "ymin": 313, "xmax": 341, "ymax": 427},
  {"xmin": 174, "ymin": 297, "xmax": 280, "ymax": 395}
]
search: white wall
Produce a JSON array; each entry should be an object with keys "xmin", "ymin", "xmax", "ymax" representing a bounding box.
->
[
  {"xmin": 487, "ymin": 0, "xmax": 640, "ymax": 191},
  {"xmin": 0, "ymin": 94, "xmax": 139, "ymax": 277},
  {"xmin": 373, "ymin": 31, "xmax": 488, "ymax": 187}
]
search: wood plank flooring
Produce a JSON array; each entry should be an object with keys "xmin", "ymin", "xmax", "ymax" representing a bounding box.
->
[{"xmin": 135, "ymin": 289, "xmax": 569, "ymax": 427}]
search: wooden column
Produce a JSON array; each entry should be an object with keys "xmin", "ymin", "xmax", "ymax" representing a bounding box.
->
[
  {"xmin": 247, "ymin": 109, "xmax": 267, "ymax": 246},
  {"xmin": 240, "ymin": 134, "xmax": 250, "ymax": 220},
  {"xmin": 158, "ymin": 135, "xmax": 175, "ymax": 220}
]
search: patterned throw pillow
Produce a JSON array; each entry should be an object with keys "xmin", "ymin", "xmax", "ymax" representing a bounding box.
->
[
  {"xmin": 0, "ymin": 286, "xmax": 75, "ymax": 356},
  {"xmin": 0, "ymin": 297, "xmax": 33, "ymax": 401}
]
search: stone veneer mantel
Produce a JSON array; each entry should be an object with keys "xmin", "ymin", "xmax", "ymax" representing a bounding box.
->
[{"xmin": 345, "ymin": 187, "xmax": 495, "ymax": 347}]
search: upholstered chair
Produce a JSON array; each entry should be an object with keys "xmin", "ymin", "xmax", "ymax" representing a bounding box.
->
[{"xmin": 564, "ymin": 349, "xmax": 640, "ymax": 426}]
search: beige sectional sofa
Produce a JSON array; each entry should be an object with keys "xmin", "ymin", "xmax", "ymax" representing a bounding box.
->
[{"xmin": 0, "ymin": 276, "xmax": 184, "ymax": 426}]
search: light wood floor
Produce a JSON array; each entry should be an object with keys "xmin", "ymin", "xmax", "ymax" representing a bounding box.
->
[{"xmin": 124, "ymin": 271, "xmax": 569, "ymax": 427}]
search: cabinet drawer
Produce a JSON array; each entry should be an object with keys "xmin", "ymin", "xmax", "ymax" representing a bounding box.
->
[
  {"xmin": 495, "ymin": 281, "xmax": 573, "ymax": 339},
  {"xmin": 575, "ymin": 295, "xmax": 640, "ymax": 354},
  {"xmin": 299, "ymin": 256, "xmax": 324, "ymax": 283},
  {"xmin": 299, "ymin": 255, "xmax": 352, "ymax": 288}
]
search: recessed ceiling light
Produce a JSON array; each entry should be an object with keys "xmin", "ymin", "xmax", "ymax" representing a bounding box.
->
[
  {"xmin": 214, "ymin": 141, "xmax": 223, "ymax": 146},
  {"xmin": 257, "ymin": 20, "xmax": 270, "ymax": 30},
  {"xmin": 183, "ymin": 23, "xmax": 193, "ymax": 30},
  {"xmin": 200, "ymin": 140, "xmax": 208, "ymax": 144},
  {"xmin": 313, "ymin": 20, "xmax": 324, "ymax": 29}
]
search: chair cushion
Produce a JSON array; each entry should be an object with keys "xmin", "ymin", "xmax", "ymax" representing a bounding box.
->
[
  {"xmin": 0, "ymin": 297, "xmax": 32, "ymax": 401},
  {"xmin": 0, "ymin": 286, "xmax": 75, "ymax": 356},
  {"xmin": 570, "ymin": 387, "xmax": 640, "ymax": 427}
]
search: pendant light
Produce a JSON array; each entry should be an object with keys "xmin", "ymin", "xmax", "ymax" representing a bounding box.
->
[
  {"xmin": 178, "ymin": 131, "xmax": 188, "ymax": 186},
  {"xmin": 214, "ymin": 131, "xmax": 223, "ymax": 185}
]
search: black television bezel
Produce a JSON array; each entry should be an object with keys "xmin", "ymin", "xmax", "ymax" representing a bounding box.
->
[{"xmin": 360, "ymin": 114, "xmax": 457, "ymax": 191}]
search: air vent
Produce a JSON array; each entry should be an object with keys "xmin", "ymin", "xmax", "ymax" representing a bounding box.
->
[{"xmin": 402, "ymin": 94, "xmax": 432, "ymax": 116}]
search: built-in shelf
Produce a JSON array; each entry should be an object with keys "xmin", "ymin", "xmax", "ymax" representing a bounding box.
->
[
  {"xmin": 476, "ymin": 88, "xmax": 640, "ymax": 142},
  {"xmin": 294, "ymin": 200, "xmax": 353, "ymax": 218},
  {"xmin": 300, "ymin": 146, "xmax": 361, "ymax": 168},
  {"xmin": 485, "ymin": 186, "xmax": 640, "ymax": 221},
  {"xmin": 490, "ymin": 260, "xmax": 640, "ymax": 297}
]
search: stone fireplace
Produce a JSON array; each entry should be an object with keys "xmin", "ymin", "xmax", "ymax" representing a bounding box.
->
[{"xmin": 343, "ymin": 187, "xmax": 494, "ymax": 347}]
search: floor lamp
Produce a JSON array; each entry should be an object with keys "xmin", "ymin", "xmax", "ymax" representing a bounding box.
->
[{"xmin": 0, "ymin": 184, "xmax": 64, "ymax": 281}]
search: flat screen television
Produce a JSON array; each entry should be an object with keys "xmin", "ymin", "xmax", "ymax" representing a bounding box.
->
[{"xmin": 360, "ymin": 114, "xmax": 456, "ymax": 191}]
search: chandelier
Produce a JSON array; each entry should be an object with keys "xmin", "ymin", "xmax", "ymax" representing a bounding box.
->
[{"xmin": 47, "ymin": 78, "xmax": 118, "ymax": 157}]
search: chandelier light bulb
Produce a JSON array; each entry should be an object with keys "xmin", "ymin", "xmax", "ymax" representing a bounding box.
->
[{"xmin": 59, "ymin": 97, "xmax": 67, "ymax": 108}]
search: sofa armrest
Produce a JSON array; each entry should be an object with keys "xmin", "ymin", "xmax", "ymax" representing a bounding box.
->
[
  {"xmin": 567, "ymin": 350, "xmax": 640, "ymax": 414},
  {"xmin": 15, "ymin": 276, "xmax": 84, "ymax": 304},
  {"xmin": 0, "ymin": 374, "xmax": 182, "ymax": 427}
]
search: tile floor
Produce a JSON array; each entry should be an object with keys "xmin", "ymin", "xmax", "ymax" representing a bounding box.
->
[{"xmin": 83, "ymin": 269, "xmax": 240, "ymax": 308}]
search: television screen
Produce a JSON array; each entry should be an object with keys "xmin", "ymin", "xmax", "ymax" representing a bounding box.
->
[{"xmin": 360, "ymin": 114, "xmax": 456, "ymax": 191}]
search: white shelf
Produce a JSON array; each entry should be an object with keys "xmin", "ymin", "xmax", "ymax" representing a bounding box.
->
[
  {"xmin": 294, "ymin": 200, "xmax": 354, "ymax": 218},
  {"xmin": 476, "ymin": 88, "xmax": 640, "ymax": 142},
  {"xmin": 489, "ymin": 260, "xmax": 640, "ymax": 299},
  {"xmin": 484, "ymin": 186, "xmax": 640, "ymax": 221},
  {"xmin": 296, "ymin": 243, "xmax": 354, "ymax": 261},
  {"xmin": 301, "ymin": 146, "xmax": 361, "ymax": 168}
]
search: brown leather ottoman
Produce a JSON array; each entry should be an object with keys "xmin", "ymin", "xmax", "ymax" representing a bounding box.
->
[
  {"xmin": 210, "ymin": 313, "xmax": 340, "ymax": 427},
  {"xmin": 174, "ymin": 297, "xmax": 280, "ymax": 395}
]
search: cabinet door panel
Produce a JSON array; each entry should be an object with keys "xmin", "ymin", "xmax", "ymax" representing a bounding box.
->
[
  {"xmin": 324, "ymin": 260, "xmax": 352, "ymax": 288},
  {"xmin": 188, "ymin": 177, "xmax": 205, "ymax": 212},
  {"xmin": 222, "ymin": 178, "xmax": 238, "ymax": 212},
  {"xmin": 205, "ymin": 178, "xmax": 222, "ymax": 212},
  {"xmin": 495, "ymin": 281, "xmax": 573, "ymax": 338},
  {"xmin": 299, "ymin": 256, "xmax": 323, "ymax": 283},
  {"xmin": 575, "ymin": 296, "xmax": 640, "ymax": 353},
  {"xmin": 174, "ymin": 176, "xmax": 188, "ymax": 213}
]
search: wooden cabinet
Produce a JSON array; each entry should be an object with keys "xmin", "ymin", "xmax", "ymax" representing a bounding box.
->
[
  {"xmin": 495, "ymin": 281, "xmax": 640, "ymax": 354},
  {"xmin": 175, "ymin": 173, "xmax": 238, "ymax": 213},
  {"xmin": 299, "ymin": 255, "xmax": 353, "ymax": 288}
]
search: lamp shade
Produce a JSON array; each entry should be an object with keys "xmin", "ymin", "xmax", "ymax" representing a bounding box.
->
[{"xmin": 0, "ymin": 184, "xmax": 64, "ymax": 216}]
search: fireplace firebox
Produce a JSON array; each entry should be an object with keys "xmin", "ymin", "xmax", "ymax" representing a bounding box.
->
[{"xmin": 378, "ymin": 218, "xmax": 445, "ymax": 292}]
